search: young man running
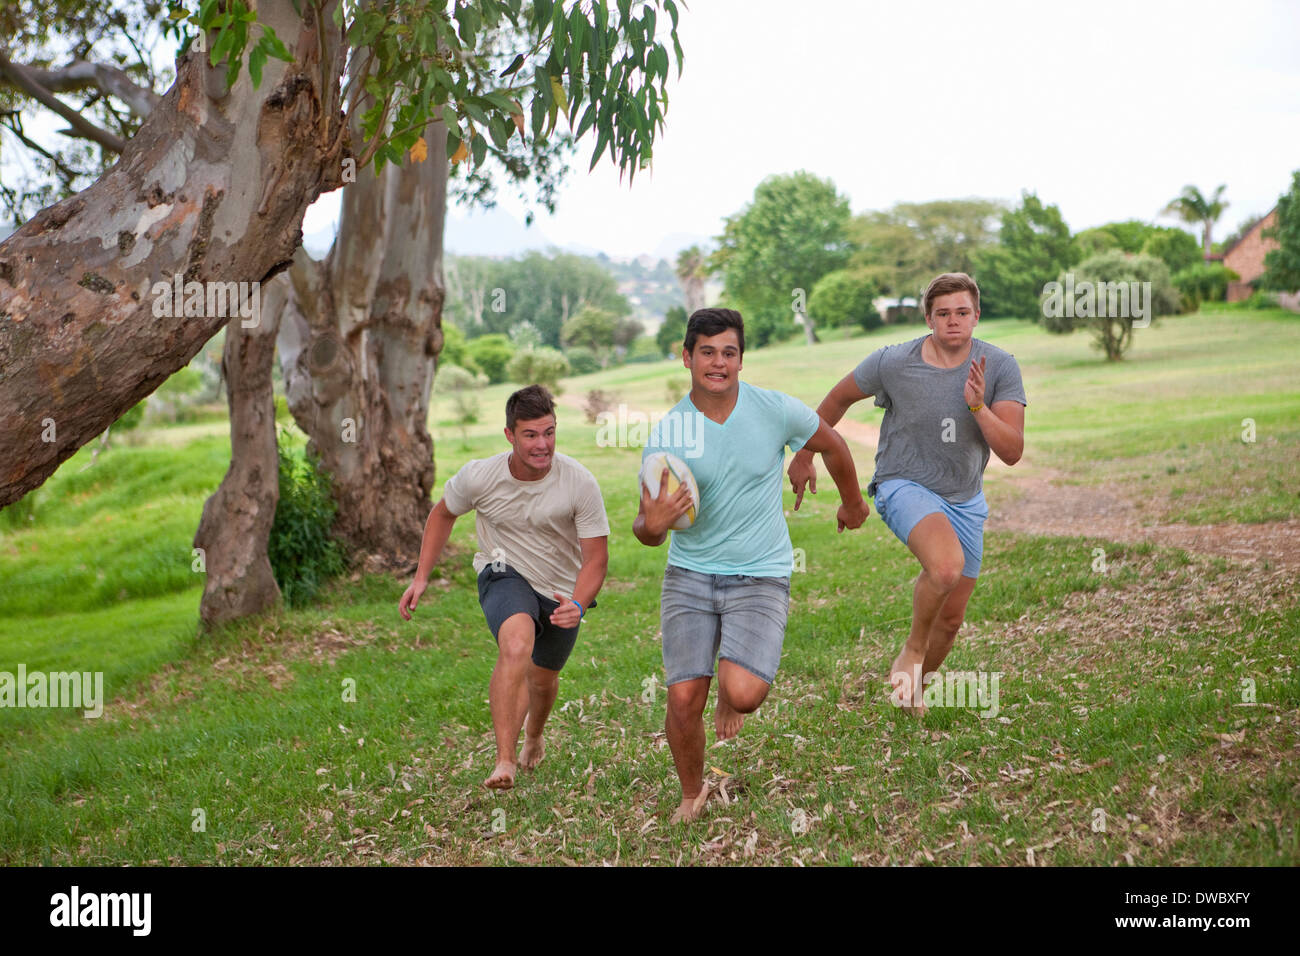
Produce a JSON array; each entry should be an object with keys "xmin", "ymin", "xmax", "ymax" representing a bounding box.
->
[
  {"xmin": 399, "ymin": 385, "xmax": 609, "ymax": 789},
  {"xmin": 634, "ymin": 307, "xmax": 869, "ymax": 823},
  {"xmin": 788, "ymin": 273, "xmax": 1026, "ymax": 713}
]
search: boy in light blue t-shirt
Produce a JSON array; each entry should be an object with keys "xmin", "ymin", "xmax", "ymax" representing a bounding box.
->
[{"xmin": 633, "ymin": 308, "xmax": 869, "ymax": 824}]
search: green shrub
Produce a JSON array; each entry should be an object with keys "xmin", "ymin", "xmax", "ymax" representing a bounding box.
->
[
  {"xmin": 1173, "ymin": 261, "xmax": 1239, "ymax": 311},
  {"xmin": 268, "ymin": 437, "xmax": 347, "ymax": 608},
  {"xmin": 565, "ymin": 346, "xmax": 601, "ymax": 375},
  {"xmin": 809, "ymin": 269, "xmax": 882, "ymax": 331},
  {"xmin": 506, "ymin": 345, "xmax": 570, "ymax": 392},
  {"xmin": 465, "ymin": 334, "xmax": 513, "ymax": 384}
]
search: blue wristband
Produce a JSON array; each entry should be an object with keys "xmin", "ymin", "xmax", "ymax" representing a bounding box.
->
[{"xmin": 572, "ymin": 600, "xmax": 585, "ymax": 619}]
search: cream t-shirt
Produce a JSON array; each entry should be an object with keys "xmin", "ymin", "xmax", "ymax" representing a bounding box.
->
[{"xmin": 440, "ymin": 451, "xmax": 609, "ymax": 597}]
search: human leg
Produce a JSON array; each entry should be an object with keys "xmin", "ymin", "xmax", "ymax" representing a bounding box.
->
[
  {"xmin": 891, "ymin": 513, "xmax": 965, "ymax": 710},
  {"xmin": 485, "ymin": 612, "xmax": 535, "ymax": 788},
  {"xmin": 520, "ymin": 662, "xmax": 559, "ymax": 770}
]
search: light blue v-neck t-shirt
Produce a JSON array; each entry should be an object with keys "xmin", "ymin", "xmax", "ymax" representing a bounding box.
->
[{"xmin": 643, "ymin": 381, "xmax": 819, "ymax": 576}]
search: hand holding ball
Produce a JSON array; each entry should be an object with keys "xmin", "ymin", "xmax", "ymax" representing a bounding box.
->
[{"xmin": 639, "ymin": 451, "xmax": 700, "ymax": 531}]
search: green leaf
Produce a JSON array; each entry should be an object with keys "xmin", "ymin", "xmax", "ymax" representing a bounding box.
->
[
  {"xmin": 574, "ymin": 103, "xmax": 598, "ymax": 140},
  {"xmin": 471, "ymin": 132, "xmax": 487, "ymax": 166},
  {"xmin": 462, "ymin": 100, "xmax": 490, "ymax": 126},
  {"xmin": 488, "ymin": 113, "xmax": 510, "ymax": 150},
  {"xmin": 664, "ymin": 0, "xmax": 679, "ymax": 30},
  {"xmin": 260, "ymin": 25, "xmax": 292, "ymax": 62},
  {"xmin": 248, "ymin": 43, "xmax": 267, "ymax": 88},
  {"xmin": 589, "ymin": 122, "xmax": 612, "ymax": 171}
]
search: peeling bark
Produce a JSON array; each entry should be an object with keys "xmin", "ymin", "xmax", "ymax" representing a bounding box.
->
[
  {"xmin": 0, "ymin": 0, "xmax": 347, "ymax": 508},
  {"xmin": 276, "ymin": 120, "xmax": 448, "ymax": 570}
]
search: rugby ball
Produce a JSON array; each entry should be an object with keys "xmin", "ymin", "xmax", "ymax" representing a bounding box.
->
[{"xmin": 640, "ymin": 451, "xmax": 700, "ymax": 530}]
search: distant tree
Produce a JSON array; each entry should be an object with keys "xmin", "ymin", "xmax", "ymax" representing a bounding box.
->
[
  {"xmin": 656, "ymin": 305, "xmax": 688, "ymax": 356},
  {"xmin": 466, "ymin": 334, "xmax": 514, "ymax": 385},
  {"xmin": 1163, "ymin": 184, "xmax": 1229, "ymax": 261},
  {"xmin": 1141, "ymin": 227, "xmax": 1202, "ymax": 275},
  {"xmin": 1041, "ymin": 251, "xmax": 1178, "ymax": 360},
  {"xmin": 675, "ymin": 245, "xmax": 708, "ymax": 314},
  {"xmin": 1263, "ymin": 170, "xmax": 1300, "ymax": 292},
  {"xmin": 809, "ymin": 269, "xmax": 882, "ymax": 331},
  {"xmin": 506, "ymin": 346, "xmax": 569, "ymax": 394},
  {"xmin": 435, "ymin": 365, "xmax": 486, "ymax": 447},
  {"xmin": 974, "ymin": 192, "xmax": 1075, "ymax": 319},
  {"xmin": 711, "ymin": 171, "xmax": 851, "ymax": 348},
  {"xmin": 849, "ymin": 199, "xmax": 1001, "ymax": 301},
  {"xmin": 562, "ymin": 306, "xmax": 618, "ymax": 364},
  {"xmin": 480, "ymin": 252, "xmax": 629, "ymax": 347}
]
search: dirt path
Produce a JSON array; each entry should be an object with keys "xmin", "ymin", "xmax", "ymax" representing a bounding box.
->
[
  {"xmin": 831, "ymin": 424, "xmax": 1298, "ymax": 571},
  {"xmin": 986, "ymin": 473, "xmax": 1300, "ymax": 571}
]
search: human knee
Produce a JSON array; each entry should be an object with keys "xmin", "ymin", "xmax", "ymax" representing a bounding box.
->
[
  {"xmin": 497, "ymin": 618, "xmax": 534, "ymax": 662},
  {"xmin": 925, "ymin": 562, "xmax": 964, "ymax": 594},
  {"xmin": 666, "ymin": 684, "xmax": 708, "ymax": 723}
]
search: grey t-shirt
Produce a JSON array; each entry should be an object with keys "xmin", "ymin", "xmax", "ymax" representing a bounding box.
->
[{"xmin": 852, "ymin": 335, "xmax": 1027, "ymax": 503}]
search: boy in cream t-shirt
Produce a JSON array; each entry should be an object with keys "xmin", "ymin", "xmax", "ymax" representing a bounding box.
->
[{"xmin": 399, "ymin": 385, "xmax": 609, "ymax": 790}]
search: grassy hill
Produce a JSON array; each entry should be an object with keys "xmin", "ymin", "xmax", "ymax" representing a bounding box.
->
[{"xmin": 1, "ymin": 308, "xmax": 1296, "ymax": 865}]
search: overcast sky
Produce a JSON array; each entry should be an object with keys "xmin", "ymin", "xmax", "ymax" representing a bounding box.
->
[
  {"xmin": 4, "ymin": 1, "xmax": 1295, "ymax": 258},
  {"xmin": 387, "ymin": 0, "xmax": 1300, "ymax": 258}
]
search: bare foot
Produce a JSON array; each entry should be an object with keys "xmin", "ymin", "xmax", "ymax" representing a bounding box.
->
[
  {"xmin": 668, "ymin": 783, "xmax": 711, "ymax": 824},
  {"xmin": 519, "ymin": 735, "xmax": 545, "ymax": 771},
  {"xmin": 714, "ymin": 694, "xmax": 746, "ymax": 741},
  {"xmin": 889, "ymin": 648, "xmax": 927, "ymax": 716},
  {"xmin": 484, "ymin": 760, "xmax": 516, "ymax": 790}
]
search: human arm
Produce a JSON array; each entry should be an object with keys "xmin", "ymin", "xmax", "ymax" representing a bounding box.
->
[
  {"xmin": 398, "ymin": 498, "xmax": 458, "ymax": 620},
  {"xmin": 798, "ymin": 417, "xmax": 869, "ymax": 531},
  {"xmin": 632, "ymin": 467, "xmax": 694, "ymax": 547},
  {"xmin": 550, "ymin": 535, "xmax": 609, "ymax": 628},
  {"xmin": 789, "ymin": 372, "xmax": 870, "ymax": 509},
  {"xmin": 964, "ymin": 356, "xmax": 1025, "ymax": 466}
]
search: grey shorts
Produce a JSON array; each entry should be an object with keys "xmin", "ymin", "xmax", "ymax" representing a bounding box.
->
[
  {"xmin": 476, "ymin": 565, "xmax": 582, "ymax": 672},
  {"xmin": 659, "ymin": 564, "xmax": 791, "ymax": 686}
]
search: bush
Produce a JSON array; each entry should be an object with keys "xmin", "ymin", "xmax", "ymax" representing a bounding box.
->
[
  {"xmin": 466, "ymin": 334, "xmax": 514, "ymax": 384},
  {"xmin": 268, "ymin": 438, "xmax": 347, "ymax": 608},
  {"xmin": 809, "ymin": 269, "xmax": 882, "ymax": 331},
  {"xmin": 440, "ymin": 321, "xmax": 472, "ymax": 370},
  {"xmin": 1173, "ymin": 262, "xmax": 1240, "ymax": 311},
  {"xmin": 1041, "ymin": 250, "xmax": 1178, "ymax": 360},
  {"xmin": 506, "ymin": 346, "xmax": 570, "ymax": 393},
  {"xmin": 565, "ymin": 346, "xmax": 601, "ymax": 375},
  {"xmin": 624, "ymin": 336, "xmax": 663, "ymax": 364}
]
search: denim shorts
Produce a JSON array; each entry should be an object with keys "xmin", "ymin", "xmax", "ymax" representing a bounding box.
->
[
  {"xmin": 659, "ymin": 565, "xmax": 791, "ymax": 686},
  {"xmin": 477, "ymin": 565, "xmax": 581, "ymax": 672},
  {"xmin": 873, "ymin": 478, "xmax": 989, "ymax": 578}
]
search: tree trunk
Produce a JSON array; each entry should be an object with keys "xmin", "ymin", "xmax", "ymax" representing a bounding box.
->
[
  {"xmin": 276, "ymin": 120, "xmax": 449, "ymax": 570},
  {"xmin": 194, "ymin": 303, "xmax": 283, "ymax": 624},
  {"xmin": 0, "ymin": 0, "xmax": 347, "ymax": 508}
]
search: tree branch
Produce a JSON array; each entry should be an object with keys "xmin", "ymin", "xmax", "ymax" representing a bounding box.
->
[
  {"xmin": 18, "ymin": 58, "xmax": 162, "ymax": 118},
  {"xmin": 0, "ymin": 50, "xmax": 129, "ymax": 152}
]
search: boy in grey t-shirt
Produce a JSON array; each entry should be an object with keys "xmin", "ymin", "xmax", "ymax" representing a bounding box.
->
[{"xmin": 789, "ymin": 273, "xmax": 1027, "ymax": 713}]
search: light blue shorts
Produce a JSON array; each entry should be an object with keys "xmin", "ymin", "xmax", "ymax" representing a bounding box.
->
[
  {"xmin": 659, "ymin": 565, "xmax": 791, "ymax": 686},
  {"xmin": 873, "ymin": 479, "xmax": 989, "ymax": 578}
]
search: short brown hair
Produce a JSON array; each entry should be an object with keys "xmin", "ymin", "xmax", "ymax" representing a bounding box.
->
[
  {"xmin": 505, "ymin": 384, "xmax": 555, "ymax": 430},
  {"xmin": 922, "ymin": 273, "xmax": 980, "ymax": 317},
  {"xmin": 684, "ymin": 307, "xmax": 745, "ymax": 356}
]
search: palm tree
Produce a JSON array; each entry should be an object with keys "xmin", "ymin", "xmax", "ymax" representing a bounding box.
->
[
  {"xmin": 1163, "ymin": 185, "xmax": 1229, "ymax": 261},
  {"xmin": 675, "ymin": 245, "xmax": 709, "ymax": 315}
]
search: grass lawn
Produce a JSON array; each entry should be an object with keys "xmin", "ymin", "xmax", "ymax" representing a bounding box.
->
[{"xmin": 1, "ymin": 307, "xmax": 1296, "ymax": 865}]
